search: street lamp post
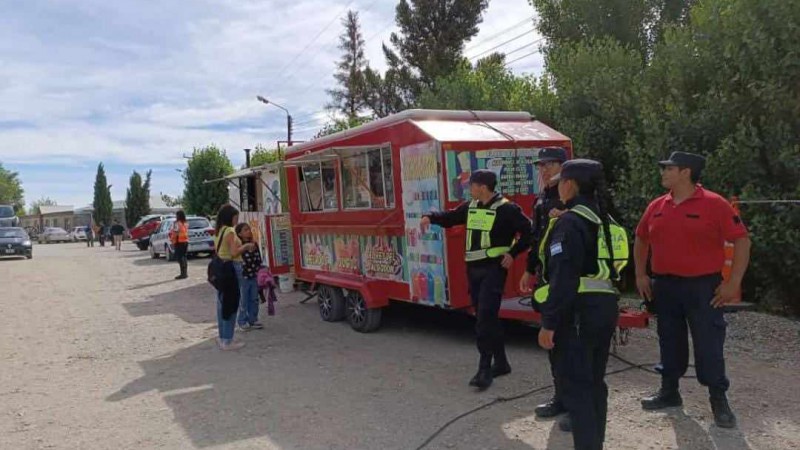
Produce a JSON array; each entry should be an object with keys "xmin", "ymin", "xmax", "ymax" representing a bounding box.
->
[{"xmin": 256, "ymin": 95, "xmax": 293, "ymax": 159}]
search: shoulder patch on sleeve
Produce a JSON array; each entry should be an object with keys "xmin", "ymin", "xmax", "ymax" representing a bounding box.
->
[{"xmin": 550, "ymin": 242, "xmax": 563, "ymax": 256}]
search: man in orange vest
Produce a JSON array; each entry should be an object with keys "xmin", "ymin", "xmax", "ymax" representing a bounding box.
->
[{"xmin": 171, "ymin": 210, "xmax": 190, "ymax": 279}]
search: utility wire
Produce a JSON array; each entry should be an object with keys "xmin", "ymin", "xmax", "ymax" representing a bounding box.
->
[
  {"xmin": 463, "ymin": 15, "xmax": 536, "ymax": 53},
  {"xmin": 504, "ymin": 49, "xmax": 542, "ymax": 67},
  {"xmin": 467, "ymin": 29, "xmax": 536, "ymax": 61},
  {"xmin": 272, "ymin": 0, "xmax": 357, "ymax": 91}
]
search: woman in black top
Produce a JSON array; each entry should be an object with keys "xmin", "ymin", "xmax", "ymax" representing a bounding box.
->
[{"xmin": 235, "ymin": 223, "xmax": 264, "ymax": 331}]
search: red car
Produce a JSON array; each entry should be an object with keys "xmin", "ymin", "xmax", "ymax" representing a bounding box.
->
[{"xmin": 130, "ymin": 214, "xmax": 171, "ymax": 251}]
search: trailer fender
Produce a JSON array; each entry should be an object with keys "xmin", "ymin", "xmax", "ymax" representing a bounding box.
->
[{"xmin": 313, "ymin": 274, "xmax": 390, "ymax": 309}]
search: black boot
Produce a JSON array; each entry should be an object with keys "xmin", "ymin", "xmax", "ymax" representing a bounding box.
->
[
  {"xmin": 710, "ymin": 393, "xmax": 737, "ymax": 429},
  {"xmin": 641, "ymin": 388, "xmax": 683, "ymax": 410},
  {"xmin": 175, "ymin": 260, "xmax": 188, "ymax": 280},
  {"xmin": 535, "ymin": 397, "xmax": 567, "ymax": 418},
  {"xmin": 557, "ymin": 415, "xmax": 572, "ymax": 433},
  {"xmin": 491, "ymin": 346, "xmax": 512, "ymax": 377},
  {"xmin": 468, "ymin": 367, "xmax": 493, "ymax": 390}
]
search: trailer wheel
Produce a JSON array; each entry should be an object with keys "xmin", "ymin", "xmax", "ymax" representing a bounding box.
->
[
  {"xmin": 318, "ymin": 285, "xmax": 346, "ymax": 322},
  {"xmin": 347, "ymin": 291, "xmax": 382, "ymax": 333}
]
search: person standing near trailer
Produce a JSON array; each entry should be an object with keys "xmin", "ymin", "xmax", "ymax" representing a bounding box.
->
[
  {"xmin": 635, "ymin": 151, "xmax": 750, "ymax": 429},
  {"xmin": 111, "ymin": 220, "xmax": 125, "ymax": 251},
  {"xmin": 519, "ymin": 147, "xmax": 568, "ymax": 425},
  {"xmin": 420, "ymin": 170, "xmax": 532, "ymax": 390},
  {"xmin": 535, "ymin": 159, "xmax": 629, "ymax": 450}
]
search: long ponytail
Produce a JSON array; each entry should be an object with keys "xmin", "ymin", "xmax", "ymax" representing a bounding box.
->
[{"xmin": 593, "ymin": 175, "xmax": 618, "ymax": 280}]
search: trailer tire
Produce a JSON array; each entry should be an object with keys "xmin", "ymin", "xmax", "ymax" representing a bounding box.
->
[
  {"xmin": 347, "ymin": 291, "xmax": 382, "ymax": 333},
  {"xmin": 318, "ymin": 285, "xmax": 346, "ymax": 322}
]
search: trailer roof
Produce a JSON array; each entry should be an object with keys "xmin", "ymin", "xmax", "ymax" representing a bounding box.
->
[{"xmin": 285, "ymin": 109, "xmax": 566, "ymax": 160}]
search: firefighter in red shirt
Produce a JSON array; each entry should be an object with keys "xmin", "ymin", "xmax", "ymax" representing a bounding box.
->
[{"xmin": 634, "ymin": 151, "xmax": 751, "ymax": 429}]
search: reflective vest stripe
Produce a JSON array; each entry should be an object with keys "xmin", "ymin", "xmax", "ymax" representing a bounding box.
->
[
  {"xmin": 534, "ymin": 278, "xmax": 617, "ymax": 303},
  {"xmin": 465, "ymin": 246, "xmax": 512, "ymax": 262}
]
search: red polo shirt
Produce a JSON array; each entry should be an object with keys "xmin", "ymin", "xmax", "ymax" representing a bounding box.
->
[{"xmin": 636, "ymin": 186, "xmax": 748, "ymax": 277}]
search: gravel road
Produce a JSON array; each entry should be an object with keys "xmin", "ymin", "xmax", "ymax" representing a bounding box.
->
[{"xmin": 1, "ymin": 243, "xmax": 798, "ymax": 449}]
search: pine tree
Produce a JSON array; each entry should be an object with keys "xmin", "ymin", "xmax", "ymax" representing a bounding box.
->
[
  {"xmin": 327, "ymin": 11, "xmax": 369, "ymax": 120},
  {"xmin": 125, "ymin": 170, "xmax": 152, "ymax": 227},
  {"xmin": 92, "ymin": 163, "xmax": 113, "ymax": 227}
]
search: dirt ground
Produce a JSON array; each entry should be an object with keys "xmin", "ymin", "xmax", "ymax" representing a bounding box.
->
[{"xmin": 1, "ymin": 242, "xmax": 798, "ymax": 450}]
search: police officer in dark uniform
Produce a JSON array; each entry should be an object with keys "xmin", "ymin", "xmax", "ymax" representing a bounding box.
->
[
  {"xmin": 536, "ymin": 159, "xmax": 629, "ymax": 450},
  {"xmin": 421, "ymin": 170, "xmax": 532, "ymax": 390},
  {"xmin": 635, "ymin": 151, "xmax": 750, "ymax": 428},
  {"xmin": 519, "ymin": 147, "xmax": 568, "ymax": 421}
]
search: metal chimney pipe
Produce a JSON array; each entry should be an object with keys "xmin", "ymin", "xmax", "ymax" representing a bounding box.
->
[{"xmin": 244, "ymin": 148, "xmax": 252, "ymax": 168}]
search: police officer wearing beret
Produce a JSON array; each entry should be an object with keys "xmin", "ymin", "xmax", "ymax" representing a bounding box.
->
[
  {"xmin": 519, "ymin": 147, "xmax": 569, "ymax": 422},
  {"xmin": 635, "ymin": 151, "xmax": 751, "ymax": 429},
  {"xmin": 421, "ymin": 170, "xmax": 532, "ymax": 390},
  {"xmin": 536, "ymin": 159, "xmax": 629, "ymax": 450}
]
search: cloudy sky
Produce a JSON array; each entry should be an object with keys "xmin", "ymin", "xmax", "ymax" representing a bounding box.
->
[{"xmin": 0, "ymin": 0, "xmax": 543, "ymax": 208}]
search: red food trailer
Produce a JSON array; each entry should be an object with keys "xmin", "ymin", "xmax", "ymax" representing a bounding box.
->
[{"xmin": 283, "ymin": 109, "xmax": 649, "ymax": 332}]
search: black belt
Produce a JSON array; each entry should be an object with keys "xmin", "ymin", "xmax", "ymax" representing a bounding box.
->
[{"xmin": 652, "ymin": 272, "xmax": 721, "ymax": 281}]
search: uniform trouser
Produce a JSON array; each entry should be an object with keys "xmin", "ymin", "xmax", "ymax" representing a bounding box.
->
[
  {"xmin": 554, "ymin": 294, "xmax": 618, "ymax": 450},
  {"xmin": 534, "ymin": 288, "xmax": 564, "ymax": 404},
  {"xmin": 467, "ymin": 262, "xmax": 508, "ymax": 368},
  {"xmin": 653, "ymin": 273, "xmax": 729, "ymax": 394},
  {"xmin": 174, "ymin": 242, "xmax": 188, "ymax": 275}
]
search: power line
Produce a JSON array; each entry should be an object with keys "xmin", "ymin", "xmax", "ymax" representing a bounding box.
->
[
  {"xmin": 463, "ymin": 15, "xmax": 535, "ymax": 53},
  {"xmin": 271, "ymin": 0, "xmax": 357, "ymax": 90},
  {"xmin": 504, "ymin": 48, "xmax": 542, "ymax": 67},
  {"xmin": 468, "ymin": 29, "xmax": 537, "ymax": 61}
]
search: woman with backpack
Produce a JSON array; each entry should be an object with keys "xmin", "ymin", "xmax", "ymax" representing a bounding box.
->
[{"xmin": 213, "ymin": 205, "xmax": 256, "ymax": 351}]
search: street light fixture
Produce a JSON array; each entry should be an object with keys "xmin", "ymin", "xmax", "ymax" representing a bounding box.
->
[{"xmin": 256, "ymin": 95, "xmax": 293, "ymax": 158}]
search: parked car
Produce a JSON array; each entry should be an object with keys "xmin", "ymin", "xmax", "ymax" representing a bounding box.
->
[
  {"xmin": 0, "ymin": 205, "xmax": 20, "ymax": 228},
  {"xmin": 0, "ymin": 227, "xmax": 32, "ymax": 259},
  {"xmin": 130, "ymin": 214, "xmax": 170, "ymax": 251},
  {"xmin": 69, "ymin": 227, "xmax": 88, "ymax": 241},
  {"xmin": 149, "ymin": 216, "xmax": 215, "ymax": 261},
  {"xmin": 38, "ymin": 227, "xmax": 72, "ymax": 244}
]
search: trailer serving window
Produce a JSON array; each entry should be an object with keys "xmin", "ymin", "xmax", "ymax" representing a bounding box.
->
[
  {"xmin": 299, "ymin": 161, "xmax": 339, "ymax": 212},
  {"xmin": 341, "ymin": 146, "xmax": 394, "ymax": 209}
]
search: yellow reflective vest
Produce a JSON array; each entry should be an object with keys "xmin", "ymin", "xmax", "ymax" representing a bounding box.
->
[
  {"xmin": 464, "ymin": 196, "xmax": 512, "ymax": 262},
  {"xmin": 534, "ymin": 204, "xmax": 629, "ymax": 303}
]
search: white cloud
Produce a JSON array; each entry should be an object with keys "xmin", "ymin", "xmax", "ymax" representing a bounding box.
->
[{"xmin": 1, "ymin": 0, "xmax": 542, "ymax": 205}]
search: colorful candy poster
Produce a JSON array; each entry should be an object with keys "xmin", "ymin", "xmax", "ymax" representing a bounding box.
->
[
  {"xmin": 300, "ymin": 234, "xmax": 333, "ymax": 271},
  {"xmin": 332, "ymin": 235, "xmax": 361, "ymax": 275},
  {"xmin": 401, "ymin": 141, "xmax": 449, "ymax": 307},
  {"xmin": 445, "ymin": 149, "xmax": 540, "ymax": 202},
  {"xmin": 361, "ymin": 235, "xmax": 406, "ymax": 281},
  {"xmin": 239, "ymin": 211, "xmax": 268, "ymax": 265},
  {"xmin": 270, "ymin": 214, "xmax": 293, "ymax": 267}
]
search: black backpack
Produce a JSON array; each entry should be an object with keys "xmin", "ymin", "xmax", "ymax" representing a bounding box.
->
[{"xmin": 207, "ymin": 227, "xmax": 235, "ymax": 289}]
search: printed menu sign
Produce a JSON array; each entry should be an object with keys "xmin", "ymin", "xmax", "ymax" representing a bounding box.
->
[
  {"xmin": 270, "ymin": 214, "xmax": 293, "ymax": 267},
  {"xmin": 401, "ymin": 141, "xmax": 448, "ymax": 306},
  {"xmin": 445, "ymin": 149, "xmax": 540, "ymax": 202}
]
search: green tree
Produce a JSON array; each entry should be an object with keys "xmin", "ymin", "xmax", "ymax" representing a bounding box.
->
[
  {"xmin": 621, "ymin": 0, "xmax": 800, "ymax": 313},
  {"xmin": 182, "ymin": 145, "xmax": 234, "ymax": 217},
  {"xmin": 28, "ymin": 197, "xmax": 56, "ymax": 215},
  {"xmin": 327, "ymin": 11, "xmax": 369, "ymax": 120},
  {"xmin": 364, "ymin": 0, "xmax": 490, "ymax": 117},
  {"xmin": 0, "ymin": 163, "xmax": 24, "ymax": 213},
  {"xmin": 418, "ymin": 54, "xmax": 558, "ymax": 124},
  {"xmin": 92, "ymin": 163, "xmax": 113, "ymax": 226},
  {"xmin": 314, "ymin": 116, "xmax": 372, "ymax": 139},
  {"xmin": 250, "ymin": 144, "xmax": 281, "ymax": 167},
  {"xmin": 160, "ymin": 193, "xmax": 183, "ymax": 208},
  {"xmin": 531, "ymin": 0, "xmax": 695, "ymax": 61},
  {"xmin": 125, "ymin": 170, "xmax": 152, "ymax": 227}
]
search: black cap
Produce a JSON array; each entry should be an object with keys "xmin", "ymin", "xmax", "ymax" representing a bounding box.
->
[
  {"xmin": 658, "ymin": 151, "xmax": 706, "ymax": 172},
  {"xmin": 551, "ymin": 159, "xmax": 603, "ymax": 183},
  {"xmin": 469, "ymin": 169, "xmax": 497, "ymax": 188},
  {"xmin": 535, "ymin": 147, "xmax": 568, "ymax": 164}
]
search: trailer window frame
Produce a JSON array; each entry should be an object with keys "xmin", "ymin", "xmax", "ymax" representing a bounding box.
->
[
  {"xmin": 339, "ymin": 144, "xmax": 395, "ymax": 211},
  {"xmin": 298, "ymin": 160, "xmax": 340, "ymax": 213}
]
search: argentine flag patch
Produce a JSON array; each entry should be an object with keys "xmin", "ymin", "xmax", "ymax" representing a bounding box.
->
[{"xmin": 550, "ymin": 242, "xmax": 563, "ymax": 256}]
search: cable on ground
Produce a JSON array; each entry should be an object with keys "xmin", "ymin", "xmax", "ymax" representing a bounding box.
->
[{"xmin": 414, "ymin": 352, "xmax": 689, "ymax": 450}]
